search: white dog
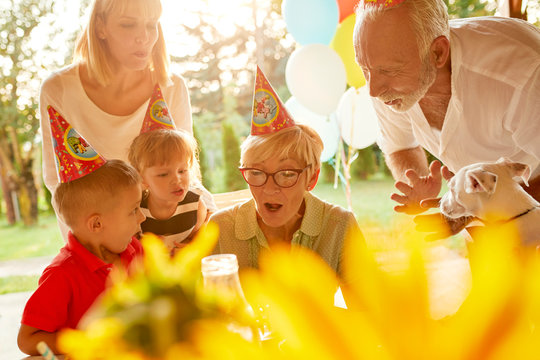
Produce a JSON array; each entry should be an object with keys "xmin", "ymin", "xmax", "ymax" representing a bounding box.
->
[{"xmin": 440, "ymin": 158, "xmax": 540, "ymax": 246}]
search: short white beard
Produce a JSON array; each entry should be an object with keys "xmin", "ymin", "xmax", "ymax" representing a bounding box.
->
[{"xmin": 387, "ymin": 54, "xmax": 437, "ymax": 113}]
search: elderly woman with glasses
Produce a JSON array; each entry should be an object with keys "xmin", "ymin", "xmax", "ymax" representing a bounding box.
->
[{"xmin": 209, "ymin": 122, "xmax": 362, "ymax": 278}]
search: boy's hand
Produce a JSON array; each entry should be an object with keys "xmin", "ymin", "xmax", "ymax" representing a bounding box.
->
[{"xmin": 170, "ymin": 240, "xmax": 191, "ymax": 257}]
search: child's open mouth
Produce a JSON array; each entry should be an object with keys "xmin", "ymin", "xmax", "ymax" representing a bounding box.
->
[{"xmin": 172, "ymin": 189, "xmax": 184, "ymax": 196}]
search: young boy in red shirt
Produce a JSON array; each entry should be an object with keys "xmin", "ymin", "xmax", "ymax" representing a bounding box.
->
[{"xmin": 17, "ymin": 107, "xmax": 146, "ymax": 356}]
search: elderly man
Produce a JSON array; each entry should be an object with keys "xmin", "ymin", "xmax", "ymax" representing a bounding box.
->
[{"xmin": 353, "ymin": 0, "xmax": 540, "ymax": 233}]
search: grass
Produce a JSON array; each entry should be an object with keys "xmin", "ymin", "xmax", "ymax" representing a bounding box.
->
[
  {"xmin": 315, "ymin": 178, "xmax": 419, "ymax": 250},
  {"xmin": 313, "ymin": 178, "xmax": 464, "ymax": 252},
  {"xmin": 0, "ymin": 213, "xmax": 63, "ymax": 261},
  {"xmin": 0, "ymin": 213, "xmax": 63, "ymax": 294},
  {"xmin": 313, "ymin": 177, "xmax": 397, "ymax": 225},
  {"xmin": 0, "ymin": 275, "xmax": 39, "ymax": 295}
]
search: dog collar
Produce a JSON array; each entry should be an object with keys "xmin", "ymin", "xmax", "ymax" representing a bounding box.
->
[{"xmin": 481, "ymin": 206, "xmax": 539, "ymax": 226}]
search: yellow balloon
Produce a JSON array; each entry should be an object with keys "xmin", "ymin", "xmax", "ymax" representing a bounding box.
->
[{"xmin": 330, "ymin": 14, "xmax": 366, "ymax": 89}]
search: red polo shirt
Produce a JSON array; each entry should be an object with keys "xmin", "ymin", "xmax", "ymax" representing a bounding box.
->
[{"xmin": 21, "ymin": 232, "xmax": 143, "ymax": 332}]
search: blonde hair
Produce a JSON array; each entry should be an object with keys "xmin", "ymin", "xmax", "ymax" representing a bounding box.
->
[
  {"xmin": 128, "ymin": 129, "xmax": 201, "ymax": 182},
  {"xmin": 74, "ymin": 0, "xmax": 170, "ymax": 87},
  {"xmin": 53, "ymin": 159, "xmax": 141, "ymax": 228},
  {"xmin": 354, "ymin": 0, "xmax": 449, "ymax": 56},
  {"xmin": 240, "ymin": 124, "xmax": 323, "ymax": 180}
]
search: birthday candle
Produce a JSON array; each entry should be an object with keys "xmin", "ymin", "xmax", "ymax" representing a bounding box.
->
[{"xmin": 36, "ymin": 341, "xmax": 58, "ymax": 360}]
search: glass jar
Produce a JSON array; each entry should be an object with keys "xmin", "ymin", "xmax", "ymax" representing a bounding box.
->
[{"xmin": 201, "ymin": 254, "xmax": 260, "ymax": 342}]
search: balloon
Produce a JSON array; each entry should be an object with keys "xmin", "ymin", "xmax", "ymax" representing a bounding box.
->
[
  {"xmin": 337, "ymin": 0, "xmax": 361, "ymax": 22},
  {"xmin": 286, "ymin": 44, "xmax": 347, "ymax": 116},
  {"xmin": 285, "ymin": 97, "xmax": 339, "ymax": 162},
  {"xmin": 282, "ymin": 0, "xmax": 339, "ymax": 45},
  {"xmin": 330, "ymin": 14, "xmax": 366, "ymax": 89},
  {"xmin": 336, "ymin": 86, "xmax": 379, "ymax": 149}
]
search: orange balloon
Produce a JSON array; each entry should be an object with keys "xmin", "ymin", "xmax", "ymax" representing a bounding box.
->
[{"xmin": 337, "ymin": 0, "xmax": 361, "ymax": 23}]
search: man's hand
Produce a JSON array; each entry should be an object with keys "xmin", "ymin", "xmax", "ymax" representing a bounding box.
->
[
  {"xmin": 414, "ymin": 213, "xmax": 475, "ymax": 241},
  {"xmin": 417, "ymin": 165, "xmax": 455, "ymax": 210},
  {"xmin": 391, "ymin": 161, "xmax": 448, "ymax": 215},
  {"xmin": 411, "ymin": 166, "xmax": 476, "ymax": 240}
]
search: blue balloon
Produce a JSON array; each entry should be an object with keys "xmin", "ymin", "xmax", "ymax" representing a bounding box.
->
[{"xmin": 282, "ymin": 0, "xmax": 339, "ymax": 45}]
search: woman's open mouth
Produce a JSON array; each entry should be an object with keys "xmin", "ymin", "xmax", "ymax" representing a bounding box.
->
[{"xmin": 264, "ymin": 203, "xmax": 282, "ymax": 212}]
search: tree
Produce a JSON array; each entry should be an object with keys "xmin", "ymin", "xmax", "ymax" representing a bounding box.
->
[
  {"xmin": 0, "ymin": 0, "xmax": 56, "ymax": 226},
  {"xmin": 193, "ymin": 123, "xmax": 212, "ymax": 190},
  {"xmin": 222, "ymin": 120, "xmax": 245, "ymax": 192},
  {"xmin": 169, "ymin": 0, "xmax": 294, "ymax": 191},
  {"xmin": 444, "ymin": 0, "xmax": 496, "ymax": 18},
  {"xmin": 351, "ymin": 145, "xmax": 376, "ymax": 180}
]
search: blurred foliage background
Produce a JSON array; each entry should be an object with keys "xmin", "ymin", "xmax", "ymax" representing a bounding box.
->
[{"xmin": 0, "ymin": 0, "xmax": 538, "ymax": 227}]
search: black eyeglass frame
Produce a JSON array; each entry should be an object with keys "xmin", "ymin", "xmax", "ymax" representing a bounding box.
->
[{"xmin": 238, "ymin": 164, "xmax": 312, "ymax": 188}]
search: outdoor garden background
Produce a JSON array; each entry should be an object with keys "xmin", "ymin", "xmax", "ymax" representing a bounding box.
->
[{"xmin": 0, "ymin": 0, "xmax": 539, "ymax": 299}]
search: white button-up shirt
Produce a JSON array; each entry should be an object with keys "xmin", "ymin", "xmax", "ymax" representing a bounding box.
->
[{"xmin": 375, "ymin": 16, "xmax": 540, "ymax": 177}]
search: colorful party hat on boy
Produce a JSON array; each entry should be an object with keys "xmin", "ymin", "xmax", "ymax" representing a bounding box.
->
[
  {"xmin": 251, "ymin": 66, "xmax": 295, "ymax": 135},
  {"xmin": 362, "ymin": 0, "xmax": 407, "ymax": 8},
  {"xmin": 140, "ymin": 84, "xmax": 176, "ymax": 133},
  {"xmin": 48, "ymin": 106, "xmax": 106, "ymax": 183}
]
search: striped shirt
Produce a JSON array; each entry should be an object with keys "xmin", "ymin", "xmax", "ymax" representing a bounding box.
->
[{"xmin": 141, "ymin": 190, "xmax": 201, "ymax": 250}]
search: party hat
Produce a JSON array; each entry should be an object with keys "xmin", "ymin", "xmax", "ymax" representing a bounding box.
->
[
  {"xmin": 140, "ymin": 84, "xmax": 176, "ymax": 133},
  {"xmin": 251, "ymin": 66, "xmax": 295, "ymax": 135},
  {"xmin": 47, "ymin": 106, "xmax": 106, "ymax": 183},
  {"xmin": 362, "ymin": 0, "xmax": 407, "ymax": 8}
]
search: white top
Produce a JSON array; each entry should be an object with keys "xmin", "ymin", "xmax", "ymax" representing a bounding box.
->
[
  {"xmin": 40, "ymin": 64, "xmax": 216, "ymax": 237},
  {"xmin": 375, "ymin": 17, "xmax": 540, "ymax": 177}
]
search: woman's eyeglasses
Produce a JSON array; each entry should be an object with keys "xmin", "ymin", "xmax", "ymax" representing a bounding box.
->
[{"xmin": 238, "ymin": 165, "xmax": 311, "ymax": 188}]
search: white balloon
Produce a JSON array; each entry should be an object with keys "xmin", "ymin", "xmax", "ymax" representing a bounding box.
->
[
  {"xmin": 336, "ymin": 86, "xmax": 380, "ymax": 149},
  {"xmin": 285, "ymin": 97, "xmax": 340, "ymax": 162},
  {"xmin": 286, "ymin": 44, "xmax": 347, "ymax": 116}
]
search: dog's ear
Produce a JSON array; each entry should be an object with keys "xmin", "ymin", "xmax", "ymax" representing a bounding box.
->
[
  {"xmin": 510, "ymin": 162, "xmax": 531, "ymax": 186},
  {"xmin": 465, "ymin": 169, "xmax": 498, "ymax": 194},
  {"xmin": 496, "ymin": 157, "xmax": 531, "ymax": 186}
]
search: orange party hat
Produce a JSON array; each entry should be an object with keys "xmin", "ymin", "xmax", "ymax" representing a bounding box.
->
[
  {"xmin": 361, "ymin": 0, "xmax": 407, "ymax": 8},
  {"xmin": 251, "ymin": 66, "xmax": 295, "ymax": 135},
  {"xmin": 47, "ymin": 106, "xmax": 106, "ymax": 183},
  {"xmin": 140, "ymin": 84, "xmax": 176, "ymax": 133}
]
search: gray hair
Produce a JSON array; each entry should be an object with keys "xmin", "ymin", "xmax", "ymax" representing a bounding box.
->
[{"xmin": 355, "ymin": 0, "xmax": 450, "ymax": 56}]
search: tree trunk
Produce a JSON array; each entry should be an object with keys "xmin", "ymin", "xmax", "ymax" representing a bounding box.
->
[
  {"xmin": 17, "ymin": 159, "xmax": 38, "ymax": 227},
  {"xmin": 0, "ymin": 158, "xmax": 16, "ymax": 224}
]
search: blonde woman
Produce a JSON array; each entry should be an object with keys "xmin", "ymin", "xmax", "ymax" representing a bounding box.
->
[{"xmin": 40, "ymin": 0, "xmax": 215, "ymax": 237}]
